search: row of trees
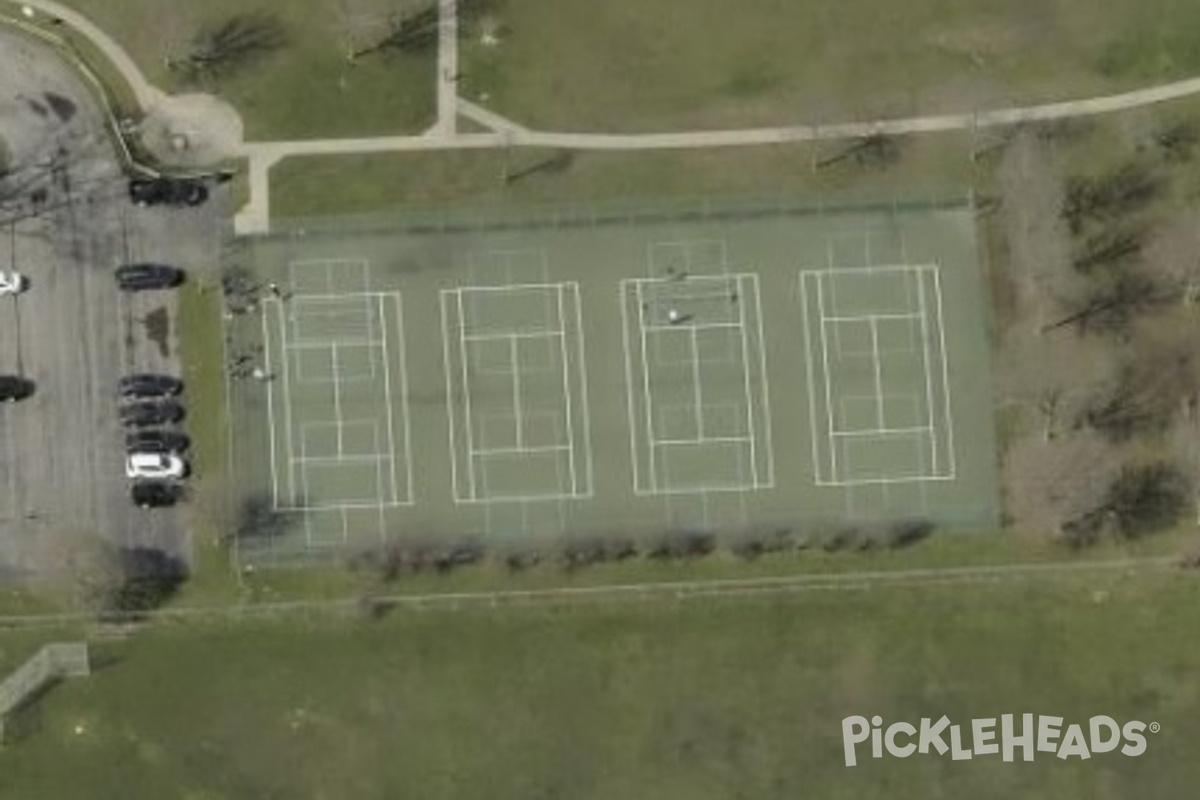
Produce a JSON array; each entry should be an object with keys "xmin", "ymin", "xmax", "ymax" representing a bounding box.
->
[
  {"xmin": 343, "ymin": 520, "xmax": 936, "ymax": 583},
  {"xmin": 1020, "ymin": 121, "xmax": 1198, "ymax": 543}
]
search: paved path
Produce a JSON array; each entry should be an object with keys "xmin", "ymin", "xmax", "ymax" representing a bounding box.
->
[
  {"xmin": 8, "ymin": 0, "xmax": 162, "ymax": 109},
  {"xmin": 433, "ymin": 0, "xmax": 458, "ymax": 136}
]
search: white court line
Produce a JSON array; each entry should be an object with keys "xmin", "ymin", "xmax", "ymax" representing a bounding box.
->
[
  {"xmin": 373, "ymin": 422, "xmax": 386, "ymax": 542},
  {"xmin": 457, "ymin": 281, "xmax": 568, "ymax": 294},
  {"xmin": 750, "ymin": 275, "xmax": 776, "ymax": 489},
  {"xmin": 471, "ymin": 444, "xmax": 572, "ymax": 456},
  {"xmin": 642, "ymin": 321, "xmax": 743, "ymax": 332},
  {"xmin": 439, "ymin": 291, "xmax": 463, "ymax": 502},
  {"xmin": 635, "ymin": 281, "xmax": 659, "ymax": 492},
  {"xmin": 261, "ymin": 303, "xmax": 280, "ymax": 508},
  {"xmin": 830, "ymin": 425, "xmax": 935, "ymax": 438},
  {"xmin": 287, "ymin": 259, "xmax": 368, "ymax": 295},
  {"xmin": 814, "ymin": 263, "xmax": 939, "ymax": 276},
  {"xmin": 381, "ymin": 294, "xmax": 403, "ymax": 503},
  {"xmin": 814, "ymin": 274, "xmax": 840, "ymax": 483},
  {"xmin": 393, "ymin": 293, "xmax": 417, "ymax": 503},
  {"xmin": 652, "ymin": 435, "xmax": 751, "ymax": 447},
  {"xmin": 510, "ymin": 335, "xmax": 524, "ymax": 448},
  {"xmin": 571, "ymin": 284, "xmax": 595, "ymax": 496},
  {"xmin": 690, "ymin": 327, "xmax": 704, "ymax": 439},
  {"xmin": 288, "ymin": 290, "xmax": 392, "ymax": 303},
  {"xmin": 823, "ymin": 312, "xmax": 922, "ymax": 324},
  {"xmin": 932, "ymin": 267, "xmax": 958, "ymax": 478},
  {"xmin": 555, "ymin": 286, "xmax": 579, "ymax": 495},
  {"xmin": 819, "ymin": 473, "xmax": 957, "ymax": 488},
  {"xmin": 294, "ymin": 454, "xmax": 390, "ymax": 464},
  {"xmin": 462, "ymin": 329, "xmax": 563, "ymax": 343},
  {"xmin": 869, "ymin": 318, "xmax": 885, "ymax": 428},
  {"xmin": 618, "ymin": 281, "xmax": 642, "ymax": 495},
  {"xmin": 915, "ymin": 268, "xmax": 940, "ymax": 475},
  {"xmin": 331, "ymin": 344, "xmax": 344, "ymax": 456},
  {"xmin": 275, "ymin": 300, "xmax": 297, "ymax": 502},
  {"xmin": 300, "ymin": 423, "xmax": 312, "ymax": 544},
  {"xmin": 283, "ymin": 339, "xmax": 385, "ymax": 351},
  {"xmin": 736, "ymin": 275, "xmax": 759, "ymax": 486},
  {"xmin": 455, "ymin": 291, "xmax": 479, "ymax": 499},
  {"xmin": 799, "ymin": 274, "xmax": 824, "ymax": 484},
  {"xmin": 625, "ymin": 272, "xmax": 735, "ymax": 286}
]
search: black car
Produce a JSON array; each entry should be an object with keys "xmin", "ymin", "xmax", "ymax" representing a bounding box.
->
[
  {"xmin": 126, "ymin": 429, "xmax": 190, "ymax": 454},
  {"xmin": 118, "ymin": 374, "xmax": 183, "ymax": 398},
  {"xmin": 131, "ymin": 480, "xmax": 182, "ymax": 508},
  {"xmin": 128, "ymin": 178, "xmax": 208, "ymax": 208},
  {"xmin": 115, "ymin": 264, "xmax": 184, "ymax": 292},
  {"xmin": 0, "ymin": 375, "xmax": 33, "ymax": 402},
  {"xmin": 120, "ymin": 400, "xmax": 184, "ymax": 427}
]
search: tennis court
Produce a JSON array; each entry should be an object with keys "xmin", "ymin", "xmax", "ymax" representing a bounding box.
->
[{"xmin": 225, "ymin": 195, "xmax": 999, "ymax": 566}]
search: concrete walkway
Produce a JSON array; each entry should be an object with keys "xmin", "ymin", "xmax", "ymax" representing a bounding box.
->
[
  {"xmin": 433, "ymin": 0, "xmax": 458, "ymax": 137},
  {"xmin": 13, "ymin": 0, "xmax": 1200, "ymax": 233}
]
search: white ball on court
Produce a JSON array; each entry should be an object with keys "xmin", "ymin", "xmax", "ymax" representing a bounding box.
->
[{"xmin": 22, "ymin": 6, "xmax": 35, "ymax": 18}]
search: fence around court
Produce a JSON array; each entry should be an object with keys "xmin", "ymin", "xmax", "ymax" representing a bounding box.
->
[
  {"xmin": 0, "ymin": 642, "xmax": 90, "ymax": 740},
  {"xmin": 247, "ymin": 189, "xmax": 976, "ymax": 240},
  {"xmin": 224, "ymin": 188, "xmax": 1000, "ymax": 568}
]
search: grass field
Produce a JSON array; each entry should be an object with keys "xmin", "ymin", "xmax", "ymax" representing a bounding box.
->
[
  {"xmin": 55, "ymin": 0, "xmax": 435, "ymax": 139},
  {"xmin": 268, "ymin": 130, "xmax": 980, "ymax": 219},
  {"xmin": 461, "ymin": 0, "xmax": 1200, "ymax": 132},
  {"xmin": 1, "ymin": 569, "xmax": 1198, "ymax": 799}
]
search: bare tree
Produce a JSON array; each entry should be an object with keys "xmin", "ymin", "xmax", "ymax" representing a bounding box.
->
[
  {"xmin": 169, "ymin": 12, "xmax": 288, "ymax": 80},
  {"xmin": 816, "ymin": 133, "xmax": 902, "ymax": 170},
  {"xmin": 1062, "ymin": 162, "xmax": 1162, "ymax": 234},
  {"xmin": 1043, "ymin": 269, "xmax": 1177, "ymax": 334},
  {"xmin": 1076, "ymin": 338, "xmax": 1199, "ymax": 441},
  {"xmin": 1154, "ymin": 119, "xmax": 1200, "ymax": 163},
  {"xmin": 1072, "ymin": 226, "xmax": 1145, "ymax": 273},
  {"xmin": 348, "ymin": 0, "xmax": 500, "ymax": 60}
]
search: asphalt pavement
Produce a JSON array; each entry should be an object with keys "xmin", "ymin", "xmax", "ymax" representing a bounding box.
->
[{"xmin": 0, "ymin": 30, "xmax": 222, "ymax": 582}]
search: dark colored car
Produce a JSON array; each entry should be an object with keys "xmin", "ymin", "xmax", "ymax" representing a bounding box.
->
[
  {"xmin": 0, "ymin": 375, "xmax": 33, "ymax": 402},
  {"xmin": 118, "ymin": 374, "xmax": 183, "ymax": 398},
  {"xmin": 126, "ymin": 429, "xmax": 190, "ymax": 454},
  {"xmin": 115, "ymin": 264, "xmax": 184, "ymax": 292},
  {"xmin": 128, "ymin": 178, "xmax": 208, "ymax": 208},
  {"xmin": 120, "ymin": 400, "xmax": 184, "ymax": 427},
  {"xmin": 131, "ymin": 480, "xmax": 182, "ymax": 508}
]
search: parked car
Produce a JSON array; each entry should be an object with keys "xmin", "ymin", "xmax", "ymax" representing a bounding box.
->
[
  {"xmin": 120, "ymin": 400, "xmax": 184, "ymax": 426},
  {"xmin": 118, "ymin": 374, "xmax": 183, "ymax": 398},
  {"xmin": 115, "ymin": 264, "xmax": 184, "ymax": 292},
  {"xmin": 0, "ymin": 375, "xmax": 33, "ymax": 402},
  {"xmin": 130, "ymin": 480, "xmax": 182, "ymax": 508},
  {"xmin": 125, "ymin": 429, "xmax": 190, "ymax": 454},
  {"xmin": 125, "ymin": 452, "xmax": 187, "ymax": 480},
  {"xmin": 128, "ymin": 177, "xmax": 207, "ymax": 208},
  {"xmin": 0, "ymin": 271, "xmax": 26, "ymax": 296}
]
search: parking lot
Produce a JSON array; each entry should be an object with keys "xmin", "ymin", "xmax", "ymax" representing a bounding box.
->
[{"xmin": 0, "ymin": 30, "xmax": 222, "ymax": 581}]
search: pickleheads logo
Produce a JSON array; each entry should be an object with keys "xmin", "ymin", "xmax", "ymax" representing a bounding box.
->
[{"xmin": 842, "ymin": 715, "xmax": 1158, "ymax": 766}]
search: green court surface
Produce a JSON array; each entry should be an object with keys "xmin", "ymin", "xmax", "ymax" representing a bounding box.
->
[{"xmin": 226, "ymin": 195, "xmax": 999, "ymax": 566}]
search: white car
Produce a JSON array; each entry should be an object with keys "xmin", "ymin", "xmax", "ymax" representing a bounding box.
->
[
  {"xmin": 125, "ymin": 452, "xmax": 186, "ymax": 480},
  {"xmin": 0, "ymin": 272, "xmax": 26, "ymax": 296}
]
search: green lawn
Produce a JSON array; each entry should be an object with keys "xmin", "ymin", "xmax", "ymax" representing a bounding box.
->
[
  {"xmin": 461, "ymin": 0, "xmax": 1200, "ymax": 132},
  {"xmin": 1, "ymin": 570, "xmax": 1198, "ymax": 799},
  {"xmin": 55, "ymin": 0, "xmax": 435, "ymax": 139},
  {"xmin": 269, "ymin": 129, "xmax": 978, "ymax": 218}
]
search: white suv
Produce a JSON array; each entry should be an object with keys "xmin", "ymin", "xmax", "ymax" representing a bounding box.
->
[
  {"xmin": 0, "ymin": 272, "xmax": 26, "ymax": 296},
  {"xmin": 125, "ymin": 452, "xmax": 186, "ymax": 480}
]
